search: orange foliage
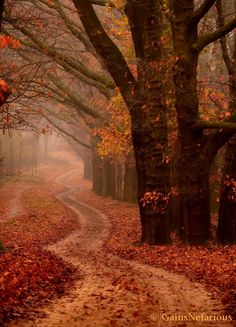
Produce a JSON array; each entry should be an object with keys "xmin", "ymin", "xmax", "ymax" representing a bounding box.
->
[
  {"xmin": 0, "ymin": 35, "xmax": 20, "ymax": 49},
  {"xmin": 93, "ymin": 92, "xmax": 132, "ymax": 161}
]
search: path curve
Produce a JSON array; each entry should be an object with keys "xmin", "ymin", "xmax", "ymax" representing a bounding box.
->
[{"xmin": 10, "ymin": 168, "xmax": 233, "ymax": 327}]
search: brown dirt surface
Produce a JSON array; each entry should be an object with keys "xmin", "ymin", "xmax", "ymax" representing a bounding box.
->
[
  {"xmin": 7, "ymin": 166, "xmax": 234, "ymax": 327},
  {"xmin": 77, "ymin": 191, "xmax": 236, "ymax": 321},
  {"xmin": 0, "ymin": 163, "xmax": 81, "ymax": 324}
]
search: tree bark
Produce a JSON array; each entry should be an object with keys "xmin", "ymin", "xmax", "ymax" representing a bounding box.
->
[
  {"xmin": 74, "ymin": 0, "xmax": 171, "ymax": 244},
  {"xmin": 130, "ymin": 0, "xmax": 170, "ymax": 244},
  {"xmin": 101, "ymin": 158, "xmax": 114, "ymax": 197},
  {"xmin": 171, "ymin": 1, "xmax": 212, "ymax": 243},
  {"xmin": 216, "ymin": 0, "xmax": 236, "ymax": 244},
  {"xmin": 92, "ymin": 151, "xmax": 103, "ymax": 195},
  {"xmin": 115, "ymin": 163, "xmax": 124, "ymax": 201},
  {"xmin": 123, "ymin": 153, "xmax": 137, "ymax": 203},
  {"xmin": 83, "ymin": 156, "xmax": 93, "ymax": 181},
  {"xmin": 217, "ymin": 135, "xmax": 236, "ymax": 243},
  {"xmin": 169, "ymin": 160, "xmax": 181, "ymax": 234},
  {"xmin": 0, "ymin": 0, "xmax": 5, "ymax": 31}
]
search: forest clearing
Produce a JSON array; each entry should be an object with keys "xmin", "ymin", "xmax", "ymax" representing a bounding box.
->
[{"xmin": 0, "ymin": 1, "xmax": 236, "ymax": 326}]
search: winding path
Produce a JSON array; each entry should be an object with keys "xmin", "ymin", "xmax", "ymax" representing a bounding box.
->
[{"xmin": 10, "ymin": 168, "xmax": 233, "ymax": 327}]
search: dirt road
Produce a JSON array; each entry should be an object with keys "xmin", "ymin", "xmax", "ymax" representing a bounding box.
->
[{"xmin": 9, "ymin": 168, "xmax": 233, "ymax": 327}]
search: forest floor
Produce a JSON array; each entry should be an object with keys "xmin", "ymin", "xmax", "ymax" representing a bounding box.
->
[
  {"xmin": 0, "ymin": 160, "xmax": 81, "ymax": 324},
  {"xmin": 0, "ymin": 158, "xmax": 235, "ymax": 326}
]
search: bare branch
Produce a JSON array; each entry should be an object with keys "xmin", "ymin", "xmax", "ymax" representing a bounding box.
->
[
  {"xmin": 72, "ymin": 0, "xmax": 136, "ymax": 108},
  {"xmin": 6, "ymin": 19, "xmax": 115, "ymax": 91},
  {"xmin": 47, "ymin": 73, "xmax": 101, "ymax": 119},
  {"xmin": 194, "ymin": 17, "xmax": 236, "ymax": 52},
  {"xmin": 216, "ymin": 0, "xmax": 233, "ymax": 74},
  {"xmin": 190, "ymin": 0, "xmax": 217, "ymax": 27},
  {"xmin": 193, "ymin": 120, "xmax": 236, "ymax": 130},
  {"xmin": 43, "ymin": 113, "xmax": 91, "ymax": 149},
  {"xmin": 90, "ymin": 0, "xmax": 114, "ymax": 6}
]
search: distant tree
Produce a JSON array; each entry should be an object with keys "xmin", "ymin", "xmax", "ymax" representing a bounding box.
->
[
  {"xmin": 216, "ymin": 0, "xmax": 236, "ymax": 244},
  {"xmin": 0, "ymin": 0, "xmax": 4, "ymax": 31},
  {"xmin": 3, "ymin": 0, "xmax": 236, "ymax": 244}
]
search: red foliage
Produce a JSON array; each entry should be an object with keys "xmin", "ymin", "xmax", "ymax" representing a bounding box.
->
[
  {"xmin": 0, "ymin": 36, "xmax": 20, "ymax": 49},
  {"xmin": 0, "ymin": 249, "xmax": 75, "ymax": 322},
  {"xmin": 77, "ymin": 191, "xmax": 236, "ymax": 319},
  {"xmin": 0, "ymin": 170, "xmax": 80, "ymax": 323}
]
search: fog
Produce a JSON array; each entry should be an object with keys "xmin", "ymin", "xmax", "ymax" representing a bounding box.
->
[{"xmin": 0, "ymin": 131, "xmax": 85, "ymax": 182}]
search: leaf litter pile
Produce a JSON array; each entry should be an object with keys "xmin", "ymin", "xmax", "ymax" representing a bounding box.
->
[
  {"xmin": 77, "ymin": 190, "xmax": 236, "ymax": 319},
  {"xmin": 0, "ymin": 165, "xmax": 80, "ymax": 324}
]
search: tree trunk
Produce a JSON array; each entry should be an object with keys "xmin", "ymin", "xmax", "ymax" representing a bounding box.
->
[
  {"xmin": 169, "ymin": 159, "xmax": 181, "ymax": 234},
  {"xmin": 131, "ymin": 1, "xmax": 171, "ymax": 244},
  {"xmin": 217, "ymin": 69, "xmax": 236, "ymax": 244},
  {"xmin": 10, "ymin": 135, "xmax": 15, "ymax": 175},
  {"xmin": 75, "ymin": 0, "xmax": 171, "ymax": 244},
  {"xmin": 115, "ymin": 163, "xmax": 123, "ymax": 201},
  {"xmin": 83, "ymin": 157, "xmax": 92, "ymax": 181},
  {"xmin": 0, "ymin": 0, "xmax": 5, "ymax": 32},
  {"xmin": 178, "ymin": 150, "xmax": 212, "ymax": 243},
  {"xmin": 44, "ymin": 135, "xmax": 48, "ymax": 160},
  {"xmin": 17, "ymin": 134, "xmax": 23, "ymax": 174},
  {"xmin": 170, "ymin": 1, "xmax": 213, "ymax": 243},
  {"xmin": 131, "ymin": 118, "xmax": 171, "ymax": 244},
  {"xmin": 101, "ymin": 158, "xmax": 112, "ymax": 197},
  {"xmin": 217, "ymin": 136, "xmax": 236, "ymax": 244},
  {"xmin": 0, "ymin": 138, "xmax": 3, "ymax": 185},
  {"xmin": 123, "ymin": 153, "xmax": 137, "ymax": 203},
  {"xmin": 92, "ymin": 152, "xmax": 103, "ymax": 195}
]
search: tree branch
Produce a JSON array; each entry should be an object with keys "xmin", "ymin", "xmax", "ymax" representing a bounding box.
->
[
  {"xmin": 7, "ymin": 19, "xmax": 115, "ymax": 91},
  {"xmin": 72, "ymin": 0, "xmax": 136, "ymax": 108},
  {"xmin": 42, "ymin": 113, "xmax": 91, "ymax": 149},
  {"xmin": 54, "ymin": 0, "xmax": 95, "ymax": 55},
  {"xmin": 216, "ymin": 0, "xmax": 233, "ymax": 74},
  {"xmin": 90, "ymin": 0, "xmax": 114, "ymax": 6},
  {"xmin": 194, "ymin": 17, "xmax": 236, "ymax": 52},
  {"xmin": 193, "ymin": 120, "xmax": 236, "ymax": 130},
  {"xmin": 124, "ymin": 0, "xmax": 146, "ymax": 59},
  {"xmin": 189, "ymin": 0, "xmax": 216, "ymax": 27},
  {"xmin": 47, "ymin": 73, "xmax": 101, "ymax": 119}
]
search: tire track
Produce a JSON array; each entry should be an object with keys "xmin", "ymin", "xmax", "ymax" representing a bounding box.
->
[{"xmin": 9, "ymin": 168, "xmax": 233, "ymax": 327}]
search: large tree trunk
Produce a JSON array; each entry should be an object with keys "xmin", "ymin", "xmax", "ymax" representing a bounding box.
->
[
  {"xmin": 169, "ymin": 159, "xmax": 181, "ymax": 234},
  {"xmin": 131, "ymin": 116, "xmax": 170, "ymax": 244},
  {"xmin": 216, "ymin": 15, "xmax": 236, "ymax": 243},
  {"xmin": 129, "ymin": 0, "xmax": 170, "ymax": 244},
  {"xmin": 217, "ymin": 73, "xmax": 236, "ymax": 244},
  {"xmin": 74, "ymin": 0, "xmax": 171, "ymax": 244},
  {"xmin": 217, "ymin": 136, "xmax": 236, "ymax": 244},
  {"xmin": 178, "ymin": 148, "xmax": 212, "ymax": 243},
  {"xmin": 170, "ymin": 1, "xmax": 213, "ymax": 244}
]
